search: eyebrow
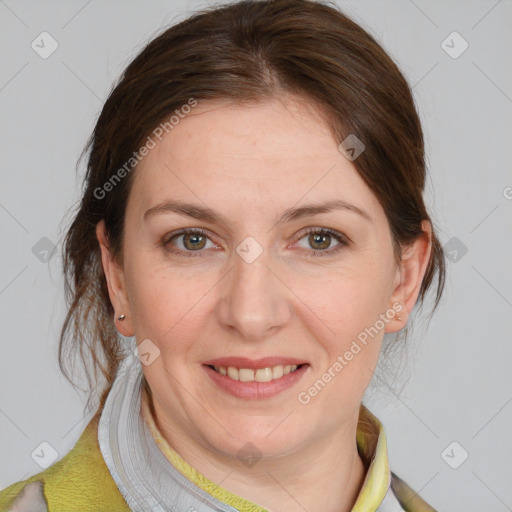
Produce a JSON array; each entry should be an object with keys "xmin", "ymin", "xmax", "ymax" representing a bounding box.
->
[{"xmin": 143, "ymin": 199, "xmax": 373, "ymax": 225}]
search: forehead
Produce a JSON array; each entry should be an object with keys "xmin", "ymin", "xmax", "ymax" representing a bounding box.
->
[{"xmin": 128, "ymin": 97, "xmax": 382, "ymax": 223}]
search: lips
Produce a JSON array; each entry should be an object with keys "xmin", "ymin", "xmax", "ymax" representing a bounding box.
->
[{"xmin": 203, "ymin": 360, "xmax": 309, "ymax": 399}]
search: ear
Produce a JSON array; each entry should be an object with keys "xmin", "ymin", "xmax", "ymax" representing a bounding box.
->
[
  {"xmin": 385, "ymin": 220, "xmax": 432, "ymax": 333},
  {"xmin": 96, "ymin": 220, "xmax": 134, "ymax": 337}
]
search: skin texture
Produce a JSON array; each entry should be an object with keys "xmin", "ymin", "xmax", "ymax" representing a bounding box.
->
[{"xmin": 97, "ymin": 95, "xmax": 432, "ymax": 512}]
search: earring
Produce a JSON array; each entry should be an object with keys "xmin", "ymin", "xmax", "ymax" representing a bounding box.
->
[
  {"xmin": 117, "ymin": 314, "xmax": 126, "ymax": 321},
  {"xmin": 397, "ymin": 316, "xmax": 403, "ymax": 321}
]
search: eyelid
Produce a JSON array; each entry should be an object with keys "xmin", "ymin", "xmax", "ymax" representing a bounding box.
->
[
  {"xmin": 163, "ymin": 227, "xmax": 211, "ymax": 245},
  {"xmin": 290, "ymin": 227, "xmax": 349, "ymax": 257},
  {"xmin": 162, "ymin": 226, "xmax": 350, "ymax": 257},
  {"xmin": 292, "ymin": 226, "xmax": 351, "ymax": 245},
  {"xmin": 162, "ymin": 228, "xmax": 218, "ymax": 253}
]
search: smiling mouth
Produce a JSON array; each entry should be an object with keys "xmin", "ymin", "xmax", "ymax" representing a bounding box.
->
[{"xmin": 206, "ymin": 363, "xmax": 307, "ymax": 382}]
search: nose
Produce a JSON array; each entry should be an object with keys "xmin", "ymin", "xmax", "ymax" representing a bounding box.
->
[{"xmin": 216, "ymin": 244, "xmax": 292, "ymax": 342}]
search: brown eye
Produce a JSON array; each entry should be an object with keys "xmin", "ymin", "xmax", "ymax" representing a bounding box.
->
[
  {"xmin": 182, "ymin": 232, "xmax": 207, "ymax": 250},
  {"xmin": 295, "ymin": 228, "xmax": 349, "ymax": 258},
  {"xmin": 163, "ymin": 228, "xmax": 215, "ymax": 257},
  {"xmin": 308, "ymin": 232, "xmax": 332, "ymax": 250}
]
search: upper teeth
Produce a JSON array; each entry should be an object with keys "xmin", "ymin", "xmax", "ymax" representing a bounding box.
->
[{"xmin": 213, "ymin": 364, "xmax": 299, "ymax": 382}]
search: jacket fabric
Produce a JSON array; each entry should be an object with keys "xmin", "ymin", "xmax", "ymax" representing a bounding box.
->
[{"xmin": 1, "ymin": 355, "xmax": 437, "ymax": 511}]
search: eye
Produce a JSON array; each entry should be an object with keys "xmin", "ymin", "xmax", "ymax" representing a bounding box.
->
[
  {"xmin": 293, "ymin": 227, "xmax": 349, "ymax": 257},
  {"xmin": 162, "ymin": 228, "xmax": 217, "ymax": 257},
  {"xmin": 162, "ymin": 227, "xmax": 350, "ymax": 259}
]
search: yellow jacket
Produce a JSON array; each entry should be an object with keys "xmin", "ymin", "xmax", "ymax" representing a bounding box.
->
[
  {"xmin": 0, "ymin": 412, "xmax": 129, "ymax": 511},
  {"xmin": 1, "ymin": 400, "xmax": 436, "ymax": 511}
]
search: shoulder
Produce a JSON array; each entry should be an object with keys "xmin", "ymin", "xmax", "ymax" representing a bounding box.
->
[{"xmin": 0, "ymin": 413, "xmax": 130, "ymax": 512}]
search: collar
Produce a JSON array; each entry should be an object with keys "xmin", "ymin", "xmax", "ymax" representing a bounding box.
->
[
  {"xmin": 98, "ymin": 352, "xmax": 404, "ymax": 511},
  {"xmin": 141, "ymin": 387, "xmax": 391, "ymax": 511}
]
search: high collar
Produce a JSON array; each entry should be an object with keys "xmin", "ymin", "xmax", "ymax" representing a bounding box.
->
[{"xmin": 98, "ymin": 352, "xmax": 405, "ymax": 511}]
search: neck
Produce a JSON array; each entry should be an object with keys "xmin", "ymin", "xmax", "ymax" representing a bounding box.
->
[
  {"xmin": 144, "ymin": 389, "xmax": 367, "ymax": 512},
  {"xmin": 220, "ymin": 434, "xmax": 367, "ymax": 512}
]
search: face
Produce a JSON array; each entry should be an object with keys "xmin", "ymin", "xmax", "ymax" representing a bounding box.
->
[{"xmin": 97, "ymin": 95, "xmax": 431, "ymax": 462}]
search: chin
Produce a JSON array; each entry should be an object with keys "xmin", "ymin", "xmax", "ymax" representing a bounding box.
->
[{"xmin": 204, "ymin": 417, "xmax": 304, "ymax": 461}]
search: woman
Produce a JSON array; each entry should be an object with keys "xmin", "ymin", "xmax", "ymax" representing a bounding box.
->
[{"xmin": 1, "ymin": 0, "xmax": 445, "ymax": 510}]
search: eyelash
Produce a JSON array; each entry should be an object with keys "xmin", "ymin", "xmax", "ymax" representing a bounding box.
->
[
  {"xmin": 162, "ymin": 227, "xmax": 349, "ymax": 259},
  {"xmin": 293, "ymin": 227, "xmax": 349, "ymax": 258}
]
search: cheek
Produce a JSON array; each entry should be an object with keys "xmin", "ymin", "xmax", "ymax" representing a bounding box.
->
[
  {"xmin": 297, "ymin": 265, "xmax": 392, "ymax": 340},
  {"xmin": 124, "ymin": 233, "xmax": 394, "ymax": 363},
  {"xmin": 125, "ymin": 255, "xmax": 217, "ymax": 347},
  {"xmin": 297, "ymin": 275, "xmax": 385, "ymax": 409},
  {"xmin": 294, "ymin": 264, "xmax": 391, "ymax": 392}
]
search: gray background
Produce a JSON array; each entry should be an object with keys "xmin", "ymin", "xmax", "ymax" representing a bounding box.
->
[{"xmin": 1, "ymin": 0, "xmax": 511, "ymax": 510}]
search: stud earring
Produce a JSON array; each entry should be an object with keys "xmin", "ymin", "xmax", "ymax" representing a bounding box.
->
[
  {"xmin": 396, "ymin": 316, "xmax": 403, "ymax": 321},
  {"xmin": 117, "ymin": 314, "xmax": 126, "ymax": 321}
]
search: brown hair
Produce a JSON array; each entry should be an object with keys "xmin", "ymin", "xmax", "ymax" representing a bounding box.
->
[{"xmin": 59, "ymin": 0, "xmax": 446, "ymax": 414}]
